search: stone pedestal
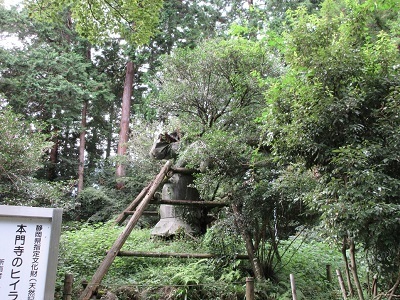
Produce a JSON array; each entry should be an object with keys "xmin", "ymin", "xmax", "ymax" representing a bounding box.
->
[{"xmin": 151, "ymin": 173, "xmax": 202, "ymax": 237}]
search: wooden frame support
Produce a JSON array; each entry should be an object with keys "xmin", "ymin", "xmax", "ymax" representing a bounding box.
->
[
  {"xmin": 169, "ymin": 166, "xmax": 198, "ymax": 174},
  {"xmin": 152, "ymin": 199, "xmax": 228, "ymax": 207},
  {"xmin": 123, "ymin": 211, "xmax": 159, "ymax": 216},
  {"xmin": 79, "ymin": 160, "xmax": 172, "ymax": 300},
  {"xmin": 246, "ymin": 277, "xmax": 255, "ymax": 300},
  {"xmin": 116, "ymin": 251, "xmax": 249, "ymax": 259},
  {"xmin": 115, "ymin": 181, "xmax": 153, "ymax": 225}
]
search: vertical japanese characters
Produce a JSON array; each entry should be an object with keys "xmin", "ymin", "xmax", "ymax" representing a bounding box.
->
[
  {"xmin": 9, "ymin": 224, "xmax": 27, "ymax": 300},
  {"xmin": 28, "ymin": 225, "xmax": 43, "ymax": 300}
]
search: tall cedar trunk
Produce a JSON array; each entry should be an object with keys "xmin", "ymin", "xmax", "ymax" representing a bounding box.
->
[
  {"xmin": 232, "ymin": 204, "xmax": 265, "ymax": 280},
  {"xmin": 106, "ymin": 104, "xmax": 114, "ymax": 159},
  {"xmin": 349, "ymin": 238, "xmax": 364, "ymax": 300},
  {"xmin": 116, "ymin": 61, "xmax": 134, "ymax": 189},
  {"xmin": 342, "ymin": 237, "xmax": 355, "ymax": 297},
  {"xmin": 47, "ymin": 134, "xmax": 58, "ymax": 181},
  {"xmin": 77, "ymin": 46, "xmax": 91, "ymax": 194},
  {"xmin": 77, "ymin": 100, "xmax": 87, "ymax": 194}
]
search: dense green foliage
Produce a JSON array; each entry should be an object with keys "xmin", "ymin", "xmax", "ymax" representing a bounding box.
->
[
  {"xmin": 0, "ymin": 107, "xmax": 54, "ymax": 202},
  {"xmin": 0, "ymin": 108, "xmax": 51, "ymax": 180},
  {"xmin": 0, "ymin": 5, "xmax": 114, "ymax": 184},
  {"xmin": 24, "ymin": 0, "xmax": 163, "ymax": 45},
  {"xmin": 57, "ymin": 223, "xmax": 346, "ymax": 300},
  {"xmin": 263, "ymin": 0, "xmax": 400, "ymax": 286},
  {"xmin": 1, "ymin": 0, "xmax": 399, "ymax": 298}
]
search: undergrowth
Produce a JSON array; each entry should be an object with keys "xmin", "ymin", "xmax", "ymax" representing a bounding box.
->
[{"xmin": 56, "ymin": 221, "xmax": 360, "ymax": 299}]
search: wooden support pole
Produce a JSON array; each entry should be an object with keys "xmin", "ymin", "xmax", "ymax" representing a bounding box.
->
[
  {"xmin": 290, "ymin": 274, "xmax": 298, "ymax": 300},
  {"xmin": 170, "ymin": 166, "xmax": 198, "ymax": 174},
  {"xmin": 326, "ymin": 264, "xmax": 332, "ymax": 283},
  {"xmin": 123, "ymin": 211, "xmax": 159, "ymax": 216},
  {"xmin": 116, "ymin": 250, "xmax": 249, "ymax": 259},
  {"xmin": 79, "ymin": 160, "xmax": 172, "ymax": 300},
  {"xmin": 246, "ymin": 277, "xmax": 255, "ymax": 300},
  {"xmin": 62, "ymin": 273, "xmax": 73, "ymax": 300},
  {"xmin": 154, "ymin": 199, "xmax": 228, "ymax": 207},
  {"xmin": 115, "ymin": 181, "xmax": 153, "ymax": 225},
  {"xmin": 336, "ymin": 269, "xmax": 348, "ymax": 299}
]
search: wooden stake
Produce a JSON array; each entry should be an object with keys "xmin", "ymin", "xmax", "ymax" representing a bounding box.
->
[
  {"xmin": 79, "ymin": 160, "xmax": 172, "ymax": 300},
  {"xmin": 246, "ymin": 277, "xmax": 255, "ymax": 300},
  {"xmin": 290, "ymin": 274, "xmax": 298, "ymax": 300},
  {"xmin": 336, "ymin": 269, "xmax": 348, "ymax": 299},
  {"xmin": 62, "ymin": 273, "xmax": 73, "ymax": 300},
  {"xmin": 326, "ymin": 264, "xmax": 332, "ymax": 283}
]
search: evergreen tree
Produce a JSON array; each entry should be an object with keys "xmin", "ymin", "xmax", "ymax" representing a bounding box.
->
[{"xmin": 263, "ymin": 0, "xmax": 400, "ymax": 289}]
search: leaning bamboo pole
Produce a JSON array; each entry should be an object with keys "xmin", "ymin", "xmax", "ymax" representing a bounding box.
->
[{"xmin": 79, "ymin": 160, "xmax": 172, "ymax": 300}]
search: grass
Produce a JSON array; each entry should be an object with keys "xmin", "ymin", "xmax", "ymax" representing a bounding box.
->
[{"xmin": 56, "ymin": 221, "xmax": 363, "ymax": 299}]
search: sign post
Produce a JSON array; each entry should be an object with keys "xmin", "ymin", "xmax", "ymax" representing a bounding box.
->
[{"xmin": 0, "ymin": 205, "xmax": 62, "ymax": 300}]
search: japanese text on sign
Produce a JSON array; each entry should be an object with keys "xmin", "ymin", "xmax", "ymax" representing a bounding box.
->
[{"xmin": 0, "ymin": 206, "xmax": 62, "ymax": 300}]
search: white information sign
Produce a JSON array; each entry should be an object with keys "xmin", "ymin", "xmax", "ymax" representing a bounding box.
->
[{"xmin": 0, "ymin": 206, "xmax": 62, "ymax": 300}]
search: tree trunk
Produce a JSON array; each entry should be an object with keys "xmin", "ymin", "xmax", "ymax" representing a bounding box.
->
[
  {"xmin": 106, "ymin": 104, "xmax": 114, "ymax": 159},
  {"xmin": 116, "ymin": 60, "xmax": 134, "ymax": 189},
  {"xmin": 342, "ymin": 237, "xmax": 354, "ymax": 297},
  {"xmin": 388, "ymin": 269, "xmax": 400, "ymax": 300},
  {"xmin": 349, "ymin": 238, "xmax": 364, "ymax": 300},
  {"xmin": 47, "ymin": 134, "xmax": 58, "ymax": 181},
  {"xmin": 231, "ymin": 203, "xmax": 265, "ymax": 280},
  {"xmin": 336, "ymin": 269, "xmax": 348, "ymax": 299},
  {"xmin": 77, "ymin": 100, "xmax": 87, "ymax": 194},
  {"xmin": 77, "ymin": 45, "xmax": 91, "ymax": 194}
]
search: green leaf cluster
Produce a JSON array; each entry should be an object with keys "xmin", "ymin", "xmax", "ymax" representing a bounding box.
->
[
  {"xmin": 263, "ymin": 0, "xmax": 400, "ymax": 283},
  {"xmin": 0, "ymin": 108, "xmax": 70, "ymax": 206},
  {"xmin": 25, "ymin": 0, "xmax": 163, "ymax": 46},
  {"xmin": 0, "ymin": 108, "xmax": 52, "ymax": 179}
]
